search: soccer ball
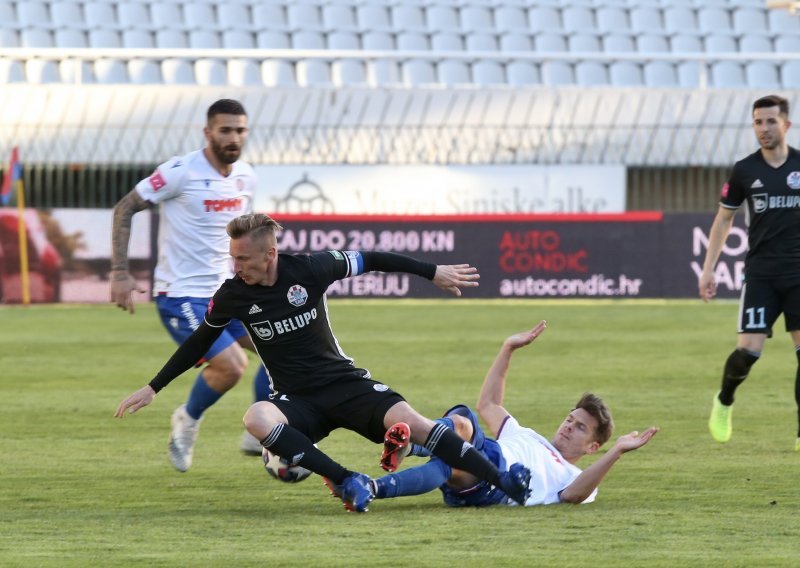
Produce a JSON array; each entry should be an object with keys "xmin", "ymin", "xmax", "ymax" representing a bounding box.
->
[{"xmin": 263, "ymin": 448, "xmax": 312, "ymax": 483}]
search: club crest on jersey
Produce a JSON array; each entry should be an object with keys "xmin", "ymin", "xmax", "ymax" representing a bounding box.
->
[
  {"xmin": 373, "ymin": 383, "xmax": 389, "ymax": 392},
  {"xmin": 787, "ymin": 172, "xmax": 800, "ymax": 190},
  {"xmin": 287, "ymin": 284, "xmax": 308, "ymax": 307},
  {"xmin": 250, "ymin": 320, "xmax": 275, "ymax": 341},
  {"xmin": 752, "ymin": 193, "xmax": 768, "ymax": 213}
]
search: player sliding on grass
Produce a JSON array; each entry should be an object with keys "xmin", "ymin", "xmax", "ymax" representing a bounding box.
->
[
  {"xmin": 360, "ymin": 321, "xmax": 658, "ymax": 507},
  {"xmin": 115, "ymin": 213, "xmax": 532, "ymax": 513}
]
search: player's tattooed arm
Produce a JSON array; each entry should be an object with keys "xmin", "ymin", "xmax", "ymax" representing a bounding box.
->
[
  {"xmin": 111, "ymin": 190, "xmax": 150, "ymax": 274},
  {"xmin": 110, "ymin": 190, "xmax": 150, "ymax": 313}
]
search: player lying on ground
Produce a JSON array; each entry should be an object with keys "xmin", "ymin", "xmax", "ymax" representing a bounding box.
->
[{"xmin": 359, "ymin": 321, "xmax": 658, "ymax": 507}]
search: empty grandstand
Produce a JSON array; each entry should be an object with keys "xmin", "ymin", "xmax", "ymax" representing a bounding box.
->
[{"xmin": 0, "ymin": 0, "xmax": 798, "ymax": 210}]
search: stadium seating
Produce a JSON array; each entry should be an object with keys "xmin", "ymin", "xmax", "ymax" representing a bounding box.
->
[{"xmin": 0, "ymin": 0, "xmax": 798, "ymax": 88}]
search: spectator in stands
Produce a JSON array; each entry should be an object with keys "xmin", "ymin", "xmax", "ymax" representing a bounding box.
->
[
  {"xmin": 699, "ymin": 94, "xmax": 800, "ymax": 450},
  {"xmin": 368, "ymin": 321, "xmax": 658, "ymax": 508},
  {"xmin": 114, "ymin": 213, "xmax": 533, "ymax": 513},
  {"xmin": 110, "ymin": 99, "xmax": 271, "ymax": 471}
]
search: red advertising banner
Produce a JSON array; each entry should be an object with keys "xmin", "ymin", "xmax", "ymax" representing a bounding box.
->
[
  {"xmin": 272, "ymin": 212, "xmax": 721, "ymax": 299},
  {"xmin": 0, "ymin": 210, "xmax": 747, "ymax": 303}
]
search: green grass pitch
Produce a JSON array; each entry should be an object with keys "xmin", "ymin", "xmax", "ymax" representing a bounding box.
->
[{"xmin": 2, "ymin": 299, "xmax": 799, "ymax": 567}]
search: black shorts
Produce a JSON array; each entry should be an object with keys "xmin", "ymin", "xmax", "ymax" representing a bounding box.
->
[
  {"xmin": 738, "ymin": 276, "xmax": 800, "ymax": 334},
  {"xmin": 268, "ymin": 375, "xmax": 405, "ymax": 444}
]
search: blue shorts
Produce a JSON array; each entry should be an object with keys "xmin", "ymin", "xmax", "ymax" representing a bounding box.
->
[{"xmin": 155, "ymin": 296, "xmax": 247, "ymax": 362}]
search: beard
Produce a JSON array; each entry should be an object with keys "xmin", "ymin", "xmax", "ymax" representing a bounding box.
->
[{"xmin": 209, "ymin": 138, "xmax": 241, "ymax": 165}]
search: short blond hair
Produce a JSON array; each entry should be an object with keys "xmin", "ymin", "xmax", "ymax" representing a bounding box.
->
[{"xmin": 226, "ymin": 214, "xmax": 283, "ymax": 246}]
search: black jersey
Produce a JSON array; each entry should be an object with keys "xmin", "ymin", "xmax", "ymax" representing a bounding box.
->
[
  {"xmin": 721, "ymin": 146, "xmax": 800, "ymax": 278},
  {"xmin": 205, "ymin": 251, "xmax": 369, "ymax": 393}
]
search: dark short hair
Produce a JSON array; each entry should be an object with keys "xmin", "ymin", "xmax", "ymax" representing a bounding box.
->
[
  {"xmin": 575, "ymin": 392, "xmax": 614, "ymax": 446},
  {"xmin": 227, "ymin": 213, "xmax": 283, "ymax": 246},
  {"xmin": 753, "ymin": 95, "xmax": 789, "ymax": 118},
  {"xmin": 207, "ymin": 99, "xmax": 247, "ymax": 122}
]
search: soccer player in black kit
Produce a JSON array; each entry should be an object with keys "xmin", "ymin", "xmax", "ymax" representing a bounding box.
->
[
  {"xmin": 115, "ymin": 213, "xmax": 532, "ymax": 512},
  {"xmin": 699, "ymin": 94, "xmax": 800, "ymax": 451}
]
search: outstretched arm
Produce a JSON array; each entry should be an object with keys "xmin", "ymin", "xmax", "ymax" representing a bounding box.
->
[
  {"xmin": 476, "ymin": 321, "xmax": 548, "ymax": 437},
  {"xmin": 114, "ymin": 322, "xmax": 224, "ymax": 418},
  {"xmin": 110, "ymin": 189, "xmax": 151, "ymax": 314},
  {"xmin": 698, "ymin": 205, "xmax": 736, "ymax": 303},
  {"xmin": 559, "ymin": 426, "xmax": 660, "ymax": 504},
  {"xmin": 360, "ymin": 252, "xmax": 479, "ymax": 297}
]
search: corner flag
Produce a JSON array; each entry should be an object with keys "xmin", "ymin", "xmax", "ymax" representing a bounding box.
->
[{"xmin": 1, "ymin": 146, "xmax": 21, "ymax": 206}]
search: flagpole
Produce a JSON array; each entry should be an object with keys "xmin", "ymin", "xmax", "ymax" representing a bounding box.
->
[{"xmin": 16, "ymin": 176, "xmax": 30, "ymax": 305}]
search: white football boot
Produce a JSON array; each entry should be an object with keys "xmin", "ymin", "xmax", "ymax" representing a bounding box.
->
[
  {"xmin": 168, "ymin": 405, "xmax": 202, "ymax": 472},
  {"xmin": 240, "ymin": 430, "xmax": 263, "ymax": 456}
]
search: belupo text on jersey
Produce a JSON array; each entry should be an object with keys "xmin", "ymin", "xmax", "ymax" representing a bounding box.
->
[{"xmin": 250, "ymin": 308, "xmax": 318, "ymax": 341}]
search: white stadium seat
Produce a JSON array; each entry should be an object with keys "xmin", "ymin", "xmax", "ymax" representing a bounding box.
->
[
  {"xmin": 745, "ymin": 62, "xmax": 780, "ymax": 90},
  {"xmin": 427, "ymin": 6, "xmax": 461, "ymax": 33},
  {"xmin": 710, "ymin": 62, "xmax": 745, "ymax": 88},
  {"xmin": 122, "ymin": 30, "xmax": 154, "ymax": 49},
  {"xmin": 356, "ymin": 5, "xmax": 392, "ymax": 33},
  {"xmin": 495, "ymin": 7, "xmax": 529, "ymax": 34},
  {"xmin": 704, "ymin": 34, "xmax": 737, "ymax": 53},
  {"xmin": 151, "ymin": 3, "xmax": 184, "ymax": 31},
  {"xmin": 769, "ymin": 10, "xmax": 800, "ymax": 35},
  {"xmin": 541, "ymin": 61, "xmax": 574, "ymax": 86},
  {"xmin": 575, "ymin": 61, "xmax": 608, "ymax": 86},
  {"xmin": 781, "ymin": 61, "xmax": 800, "ymax": 88},
  {"xmin": 20, "ymin": 29, "xmax": 53, "ymax": 48},
  {"xmin": 128, "ymin": 60, "xmax": 163, "ymax": 84},
  {"xmin": 222, "ymin": 30, "xmax": 255, "ymax": 49},
  {"xmin": 697, "ymin": 8, "xmax": 733, "ymax": 35},
  {"xmin": 0, "ymin": 2, "xmax": 17, "ymax": 29},
  {"xmin": 644, "ymin": 61, "xmax": 678, "ymax": 87},
  {"xmin": 663, "ymin": 7, "xmax": 698, "ymax": 36},
  {"xmin": 527, "ymin": 7, "xmax": 561, "ymax": 34},
  {"xmin": 472, "ymin": 60, "xmax": 507, "ymax": 86},
  {"xmin": 18, "ymin": 2, "xmax": 51, "ymax": 29},
  {"xmin": 437, "ymin": 60, "xmax": 471, "ymax": 86},
  {"xmin": 322, "ymin": 5, "xmax": 358, "ymax": 32},
  {"xmin": 118, "ymin": 3, "xmax": 152, "ymax": 30},
  {"xmin": 26, "ymin": 59, "xmax": 60, "ymax": 83},
  {"xmin": 562, "ymin": 7, "xmax": 596, "ymax": 34},
  {"xmin": 505, "ymin": 61, "xmax": 540, "ymax": 86},
  {"xmin": 262, "ymin": 60, "xmax": 296, "ymax": 86},
  {"xmin": 431, "ymin": 33, "xmax": 463, "ymax": 52},
  {"xmin": 162, "ymin": 59, "xmax": 195, "ymax": 84},
  {"xmin": 332, "ymin": 59, "xmax": 367, "ymax": 86},
  {"xmin": 671, "ymin": 34, "xmax": 703, "ymax": 53},
  {"xmin": 218, "ymin": 4, "xmax": 253, "ymax": 32},
  {"xmin": 195, "ymin": 59, "xmax": 227, "ymax": 86},
  {"xmin": 59, "ymin": 60, "xmax": 94, "ymax": 84},
  {"xmin": 257, "ymin": 31, "xmax": 291, "ymax": 49},
  {"xmin": 288, "ymin": 5, "xmax": 323, "ymax": 32},
  {"xmin": 629, "ymin": 8, "xmax": 663, "ymax": 34},
  {"xmin": 292, "ymin": 31, "xmax": 326, "ymax": 49},
  {"xmin": 677, "ymin": 61, "xmax": 703, "ymax": 88},
  {"xmin": 595, "ymin": 7, "xmax": 630, "ymax": 34},
  {"xmin": 362, "ymin": 32, "xmax": 394, "ymax": 50},
  {"xmin": 0, "ymin": 29, "xmax": 18, "ymax": 47},
  {"xmin": 775, "ymin": 35, "xmax": 800, "ymax": 52},
  {"xmin": 568, "ymin": 34, "xmax": 601, "ymax": 53},
  {"xmin": 733, "ymin": 8, "xmax": 769, "ymax": 36},
  {"xmin": 55, "ymin": 29, "xmax": 87, "ymax": 48},
  {"xmin": 89, "ymin": 29, "xmax": 121, "ymax": 48},
  {"xmin": 739, "ymin": 35, "xmax": 772, "ymax": 53},
  {"xmin": 535, "ymin": 33, "xmax": 567, "ymax": 52},
  {"xmin": 637, "ymin": 34, "xmax": 669, "ymax": 53},
  {"xmin": 51, "ymin": 2, "xmax": 85, "ymax": 30},
  {"xmin": 391, "ymin": 6, "xmax": 426, "ymax": 33},
  {"xmin": 603, "ymin": 34, "xmax": 635, "ymax": 52},
  {"xmin": 402, "ymin": 59, "xmax": 437, "ymax": 86},
  {"xmin": 368, "ymin": 60, "xmax": 401, "ymax": 87},
  {"xmin": 397, "ymin": 33, "xmax": 429, "ymax": 51},
  {"xmin": 155, "ymin": 30, "xmax": 188, "ymax": 48},
  {"xmin": 189, "ymin": 30, "xmax": 221, "ymax": 49},
  {"xmin": 0, "ymin": 59, "xmax": 25, "ymax": 83},
  {"xmin": 84, "ymin": 2, "xmax": 117, "ymax": 29},
  {"xmin": 94, "ymin": 58, "xmax": 128, "ymax": 83},
  {"xmin": 499, "ymin": 33, "xmax": 530, "ymax": 52},
  {"xmin": 227, "ymin": 59, "xmax": 261, "ymax": 86},
  {"xmin": 184, "ymin": 4, "xmax": 219, "ymax": 32},
  {"xmin": 609, "ymin": 61, "xmax": 643, "ymax": 86},
  {"xmin": 253, "ymin": 5, "xmax": 289, "ymax": 31},
  {"xmin": 328, "ymin": 31, "xmax": 360, "ymax": 50},
  {"xmin": 460, "ymin": 7, "xmax": 494, "ymax": 34}
]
